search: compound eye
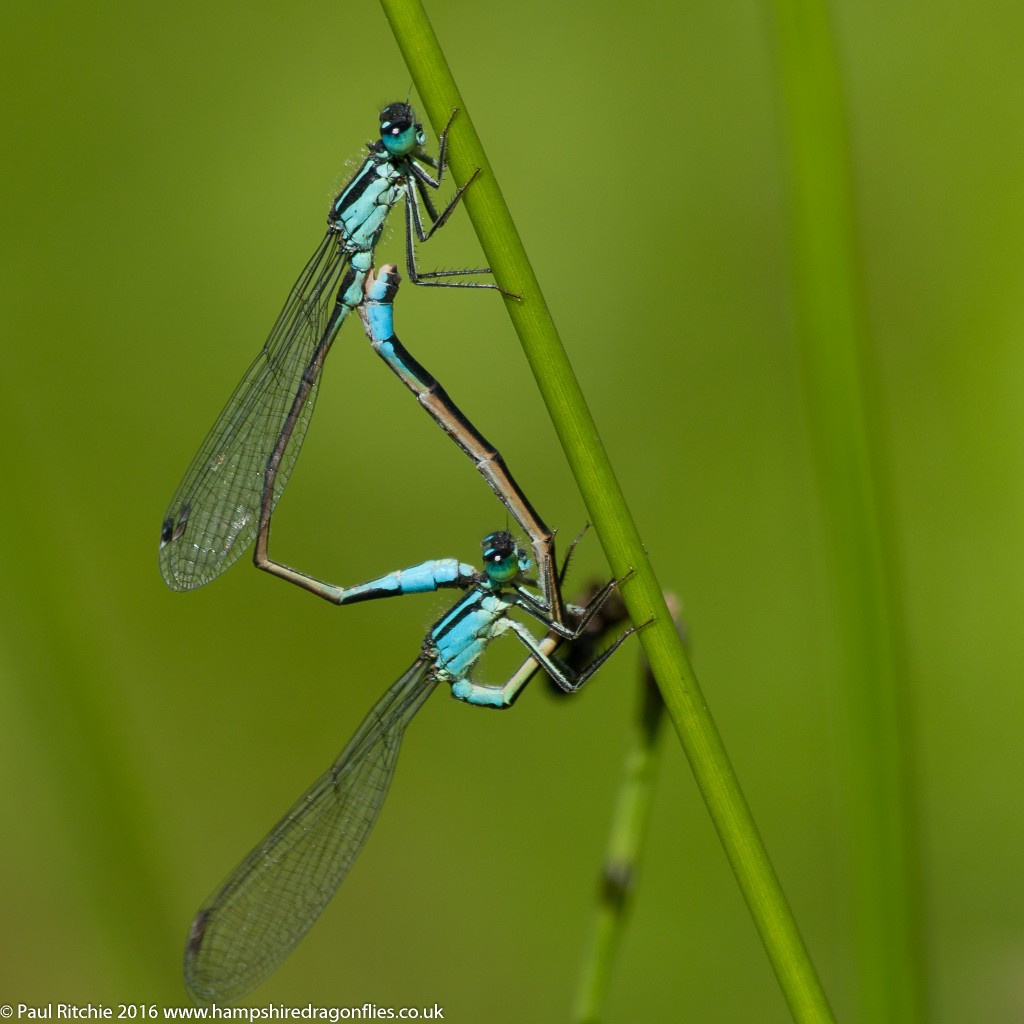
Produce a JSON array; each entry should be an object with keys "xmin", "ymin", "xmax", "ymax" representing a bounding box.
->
[{"xmin": 482, "ymin": 531, "xmax": 522, "ymax": 582}]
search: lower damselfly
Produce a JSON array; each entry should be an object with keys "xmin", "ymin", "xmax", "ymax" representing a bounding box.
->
[
  {"xmin": 184, "ymin": 531, "xmax": 637, "ymax": 1004},
  {"xmin": 160, "ymin": 103, "xmax": 501, "ymax": 593}
]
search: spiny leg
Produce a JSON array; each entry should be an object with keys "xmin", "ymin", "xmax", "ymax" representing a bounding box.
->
[
  {"xmin": 451, "ymin": 614, "xmax": 644, "ymax": 708},
  {"xmin": 402, "ymin": 108, "xmax": 513, "ymax": 292},
  {"xmin": 402, "ymin": 176, "xmax": 501, "ymax": 289}
]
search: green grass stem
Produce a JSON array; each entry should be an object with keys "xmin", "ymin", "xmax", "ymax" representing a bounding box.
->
[{"xmin": 380, "ymin": 2, "xmax": 837, "ymax": 1020}]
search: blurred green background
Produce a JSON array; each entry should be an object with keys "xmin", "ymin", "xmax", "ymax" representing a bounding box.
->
[{"xmin": 2, "ymin": 1, "xmax": 1023, "ymax": 1020}]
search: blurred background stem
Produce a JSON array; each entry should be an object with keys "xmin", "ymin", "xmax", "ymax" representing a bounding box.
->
[
  {"xmin": 769, "ymin": 1, "xmax": 924, "ymax": 1021},
  {"xmin": 572, "ymin": 659, "xmax": 667, "ymax": 1024},
  {"xmin": 569, "ymin": 593, "xmax": 678, "ymax": 1023}
]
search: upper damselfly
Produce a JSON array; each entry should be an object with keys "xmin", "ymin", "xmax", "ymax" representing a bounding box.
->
[
  {"xmin": 183, "ymin": 530, "xmax": 636, "ymax": 1004},
  {"xmin": 159, "ymin": 103, "xmax": 500, "ymax": 592}
]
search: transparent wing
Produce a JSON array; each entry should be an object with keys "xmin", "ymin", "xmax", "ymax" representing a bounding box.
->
[
  {"xmin": 184, "ymin": 659, "xmax": 436, "ymax": 1005},
  {"xmin": 159, "ymin": 233, "xmax": 350, "ymax": 590}
]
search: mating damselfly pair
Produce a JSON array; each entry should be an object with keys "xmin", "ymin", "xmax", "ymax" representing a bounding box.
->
[{"xmin": 161, "ymin": 102, "xmax": 637, "ymax": 1003}]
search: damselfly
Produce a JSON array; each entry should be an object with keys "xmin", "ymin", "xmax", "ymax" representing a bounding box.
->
[
  {"xmin": 184, "ymin": 531, "xmax": 637, "ymax": 1004},
  {"xmin": 160, "ymin": 103, "xmax": 499, "ymax": 592}
]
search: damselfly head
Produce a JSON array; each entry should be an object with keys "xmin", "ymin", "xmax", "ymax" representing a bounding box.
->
[
  {"xmin": 379, "ymin": 102, "xmax": 427, "ymax": 157},
  {"xmin": 481, "ymin": 530, "xmax": 530, "ymax": 584}
]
